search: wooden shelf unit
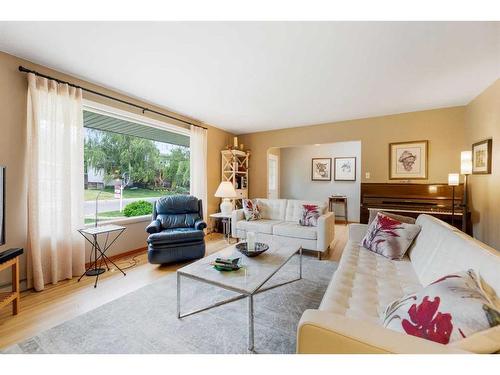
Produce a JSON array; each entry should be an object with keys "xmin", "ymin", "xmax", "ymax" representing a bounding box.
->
[
  {"xmin": 0, "ymin": 256, "xmax": 20, "ymax": 315},
  {"xmin": 221, "ymin": 149, "xmax": 250, "ymax": 206}
]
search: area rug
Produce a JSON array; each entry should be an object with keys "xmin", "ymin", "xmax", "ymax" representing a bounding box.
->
[{"xmin": 3, "ymin": 255, "xmax": 336, "ymax": 354}]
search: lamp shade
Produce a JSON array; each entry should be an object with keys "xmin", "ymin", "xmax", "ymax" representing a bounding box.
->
[
  {"xmin": 448, "ymin": 173, "xmax": 459, "ymax": 186},
  {"xmin": 461, "ymin": 151, "xmax": 472, "ymax": 175},
  {"xmin": 214, "ymin": 181, "xmax": 237, "ymax": 198}
]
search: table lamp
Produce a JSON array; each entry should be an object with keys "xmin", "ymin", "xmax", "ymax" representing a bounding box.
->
[
  {"xmin": 448, "ymin": 173, "xmax": 459, "ymax": 226},
  {"xmin": 460, "ymin": 151, "xmax": 472, "ymax": 232},
  {"xmin": 215, "ymin": 181, "xmax": 237, "ymax": 215}
]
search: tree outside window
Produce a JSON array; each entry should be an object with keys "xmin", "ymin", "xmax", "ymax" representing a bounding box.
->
[{"xmin": 84, "ymin": 128, "xmax": 190, "ymax": 224}]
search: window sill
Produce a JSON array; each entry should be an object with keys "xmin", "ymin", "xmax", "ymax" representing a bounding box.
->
[{"xmin": 84, "ymin": 215, "xmax": 151, "ymax": 228}]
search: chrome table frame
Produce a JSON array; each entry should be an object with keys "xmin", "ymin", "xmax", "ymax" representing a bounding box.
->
[
  {"xmin": 176, "ymin": 247, "xmax": 303, "ymax": 352},
  {"xmin": 209, "ymin": 213, "xmax": 233, "ymax": 243},
  {"xmin": 77, "ymin": 225, "xmax": 127, "ymax": 288}
]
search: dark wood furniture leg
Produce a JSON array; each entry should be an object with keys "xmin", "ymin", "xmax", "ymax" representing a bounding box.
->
[{"xmin": 344, "ymin": 199, "xmax": 348, "ymax": 225}]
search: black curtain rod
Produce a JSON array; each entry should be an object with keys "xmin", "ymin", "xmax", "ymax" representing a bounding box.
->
[{"xmin": 18, "ymin": 66, "xmax": 207, "ymax": 130}]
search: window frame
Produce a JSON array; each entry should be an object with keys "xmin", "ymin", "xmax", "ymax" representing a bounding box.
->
[{"xmin": 82, "ymin": 100, "xmax": 191, "ymax": 227}]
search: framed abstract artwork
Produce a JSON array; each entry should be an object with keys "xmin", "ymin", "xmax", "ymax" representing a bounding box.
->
[
  {"xmin": 472, "ymin": 139, "xmax": 492, "ymax": 174},
  {"xmin": 389, "ymin": 140, "xmax": 428, "ymax": 180},
  {"xmin": 311, "ymin": 158, "xmax": 332, "ymax": 181},
  {"xmin": 334, "ymin": 157, "xmax": 356, "ymax": 181}
]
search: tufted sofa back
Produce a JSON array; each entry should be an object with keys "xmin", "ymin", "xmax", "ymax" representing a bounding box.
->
[
  {"xmin": 255, "ymin": 198, "xmax": 287, "ymax": 220},
  {"xmin": 408, "ymin": 214, "xmax": 500, "ymax": 296},
  {"xmin": 154, "ymin": 195, "xmax": 202, "ymax": 229},
  {"xmin": 285, "ymin": 200, "xmax": 327, "ymax": 222}
]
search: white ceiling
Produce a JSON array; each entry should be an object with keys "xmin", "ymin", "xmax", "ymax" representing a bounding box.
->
[{"xmin": 0, "ymin": 22, "xmax": 498, "ymax": 134}]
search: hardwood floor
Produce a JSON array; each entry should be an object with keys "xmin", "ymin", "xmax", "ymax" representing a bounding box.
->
[{"xmin": 0, "ymin": 223, "xmax": 348, "ymax": 350}]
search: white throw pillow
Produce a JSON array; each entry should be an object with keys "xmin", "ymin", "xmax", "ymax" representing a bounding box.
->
[
  {"xmin": 242, "ymin": 199, "xmax": 261, "ymax": 221},
  {"xmin": 362, "ymin": 212, "xmax": 421, "ymax": 260},
  {"xmin": 381, "ymin": 270, "xmax": 500, "ymax": 349},
  {"xmin": 299, "ymin": 204, "xmax": 320, "ymax": 227}
]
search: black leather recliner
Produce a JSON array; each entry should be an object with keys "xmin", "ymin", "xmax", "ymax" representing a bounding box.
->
[{"xmin": 146, "ymin": 195, "xmax": 206, "ymax": 264}]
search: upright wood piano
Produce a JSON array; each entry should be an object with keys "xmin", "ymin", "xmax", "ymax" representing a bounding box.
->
[{"xmin": 360, "ymin": 183, "xmax": 472, "ymax": 235}]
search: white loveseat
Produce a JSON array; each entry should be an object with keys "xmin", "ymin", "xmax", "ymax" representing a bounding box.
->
[
  {"xmin": 231, "ymin": 199, "xmax": 335, "ymax": 257},
  {"xmin": 297, "ymin": 214, "xmax": 500, "ymax": 354}
]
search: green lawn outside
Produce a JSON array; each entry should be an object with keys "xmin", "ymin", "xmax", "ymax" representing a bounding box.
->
[
  {"xmin": 84, "ymin": 210, "xmax": 127, "ymax": 224},
  {"xmin": 84, "ymin": 187, "xmax": 167, "ymax": 201}
]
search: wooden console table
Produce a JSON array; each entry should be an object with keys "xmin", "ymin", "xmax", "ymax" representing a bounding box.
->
[
  {"xmin": 329, "ymin": 195, "xmax": 348, "ymax": 225},
  {"xmin": 0, "ymin": 248, "xmax": 23, "ymax": 315}
]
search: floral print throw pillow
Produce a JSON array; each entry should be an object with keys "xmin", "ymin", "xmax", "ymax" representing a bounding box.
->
[
  {"xmin": 382, "ymin": 270, "xmax": 500, "ymax": 345},
  {"xmin": 361, "ymin": 212, "xmax": 421, "ymax": 260},
  {"xmin": 299, "ymin": 204, "xmax": 320, "ymax": 227},
  {"xmin": 242, "ymin": 199, "xmax": 261, "ymax": 221}
]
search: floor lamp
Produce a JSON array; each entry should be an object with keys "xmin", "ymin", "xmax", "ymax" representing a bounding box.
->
[
  {"xmin": 448, "ymin": 173, "xmax": 459, "ymax": 227},
  {"xmin": 460, "ymin": 151, "xmax": 472, "ymax": 232}
]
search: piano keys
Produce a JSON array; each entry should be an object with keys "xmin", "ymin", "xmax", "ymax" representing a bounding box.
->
[{"xmin": 360, "ymin": 183, "xmax": 472, "ymax": 235}]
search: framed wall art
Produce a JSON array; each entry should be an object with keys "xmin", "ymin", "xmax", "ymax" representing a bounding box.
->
[
  {"xmin": 389, "ymin": 140, "xmax": 428, "ymax": 180},
  {"xmin": 334, "ymin": 157, "xmax": 356, "ymax": 181},
  {"xmin": 472, "ymin": 139, "xmax": 492, "ymax": 174},
  {"xmin": 311, "ymin": 158, "xmax": 331, "ymax": 181}
]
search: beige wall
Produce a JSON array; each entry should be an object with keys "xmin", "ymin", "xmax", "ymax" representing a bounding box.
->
[
  {"xmin": 464, "ymin": 79, "xmax": 500, "ymax": 249},
  {"xmin": 0, "ymin": 51, "xmax": 233, "ymax": 287},
  {"xmin": 240, "ymin": 107, "xmax": 466, "ymax": 199}
]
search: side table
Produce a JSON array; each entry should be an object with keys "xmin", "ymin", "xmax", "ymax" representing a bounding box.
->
[
  {"xmin": 0, "ymin": 248, "xmax": 23, "ymax": 315},
  {"xmin": 78, "ymin": 224, "xmax": 127, "ymax": 288},
  {"xmin": 209, "ymin": 213, "xmax": 233, "ymax": 243},
  {"xmin": 329, "ymin": 195, "xmax": 348, "ymax": 225}
]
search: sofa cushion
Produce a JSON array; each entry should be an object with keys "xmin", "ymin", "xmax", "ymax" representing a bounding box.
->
[
  {"xmin": 236, "ymin": 219, "xmax": 283, "ymax": 235},
  {"xmin": 147, "ymin": 228, "xmax": 205, "ymax": 245},
  {"xmin": 362, "ymin": 212, "xmax": 421, "ymax": 260},
  {"xmin": 255, "ymin": 199, "xmax": 287, "ymax": 220},
  {"xmin": 368, "ymin": 209, "xmax": 416, "ymax": 225},
  {"xmin": 273, "ymin": 222, "xmax": 318, "ymax": 240},
  {"xmin": 156, "ymin": 195, "xmax": 200, "ymax": 214},
  {"xmin": 157, "ymin": 212, "xmax": 201, "ymax": 229},
  {"xmin": 382, "ymin": 270, "xmax": 500, "ymax": 347},
  {"xmin": 320, "ymin": 241, "xmax": 422, "ymax": 324},
  {"xmin": 408, "ymin": 215, "xmax": 500, "ymax": 297},
  {"xmin": 285, "ymin": 199, "xmax": 326, "ymax": 222}
]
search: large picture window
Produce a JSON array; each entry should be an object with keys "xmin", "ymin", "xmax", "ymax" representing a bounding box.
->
[{"xmin": 83, "ymin": 104, "xmax": 190, "ymax": 225}]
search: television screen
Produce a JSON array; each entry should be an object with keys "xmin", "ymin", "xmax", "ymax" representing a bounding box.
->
[{"xmin": 0, "ymin": 166, "xmax": 4, "ymax": 245}]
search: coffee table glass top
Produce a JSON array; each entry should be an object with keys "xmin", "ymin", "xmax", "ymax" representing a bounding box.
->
[{"xmin": 177, "ymin": 239, "xmax": 301, "ymax": 295}]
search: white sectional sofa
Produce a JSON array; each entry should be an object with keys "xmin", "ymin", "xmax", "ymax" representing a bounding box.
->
[
  {"xmin": 297, "ymin": 214, "xmax": 500, "ymax": 354},
  {"xmin": 231, "ymin": 198, "xmax": 335, "ymax": 257}
]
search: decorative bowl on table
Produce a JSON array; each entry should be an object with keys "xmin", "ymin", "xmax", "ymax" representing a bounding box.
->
[{"xmin": 236, "ymin": 242, "xmax": 269, "ymax": 257}]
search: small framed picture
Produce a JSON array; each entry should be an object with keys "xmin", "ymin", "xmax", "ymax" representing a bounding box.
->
[
  {"xmin": 311, "ymin": 158, "xmax": 332, "ymax": 181},
  {"xmin": 472, "ymin": 139, "xmax": 492, "ymax": 174},
  {"xmin": 334, "ymin": 157, "xmax": 356, "ymax": 181},
  {"xmin": 389, "ymin": 140, "xmax": 428, "ymax": 180}
]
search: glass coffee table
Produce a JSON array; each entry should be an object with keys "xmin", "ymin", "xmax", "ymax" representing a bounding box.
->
[{"xmin": 176, "ymin": 240, "xmax": 302, "ymax": 351}]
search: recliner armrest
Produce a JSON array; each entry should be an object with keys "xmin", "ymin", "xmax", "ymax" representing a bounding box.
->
[
  {"xmin": 194, "ymin": 219, "xmax": 207, "ymax": 231},
  {"xmin": 146, "ymin": 219, "xmax": 162, "ymax": 234}
]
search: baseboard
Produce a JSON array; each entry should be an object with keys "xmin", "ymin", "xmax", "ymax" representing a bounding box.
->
[
  {"xmin": 84, "ymin": 247, "xmax": 147, "ymax": 268},
  {"xmin": 335, "ymin": 220, "xmax": 357, "ymax": 224}
]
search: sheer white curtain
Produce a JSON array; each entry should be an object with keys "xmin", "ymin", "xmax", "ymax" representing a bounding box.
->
[
  {"xmin": 189, "ymin": 125, "xmax": 208, "ymax": 221},
  {"xmin": 26, "ymin": 73, "xmax": 85, "ymax": 291}
]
